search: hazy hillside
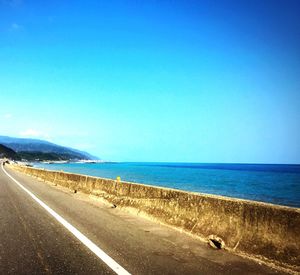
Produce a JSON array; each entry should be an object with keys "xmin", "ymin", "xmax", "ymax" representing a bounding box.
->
[
  {"xmin": 0, "ymin": 144, "xmax": 19, "ymax": 160},
  {"xmin": 17, "ymin": 151, "xmax": 79, "ymax": 161},
  {"xmin": 0, "ymin": 136, "xmax": 99, "ymax": 160}
]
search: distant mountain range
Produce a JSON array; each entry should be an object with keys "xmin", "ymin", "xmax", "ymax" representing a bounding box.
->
[{"xmin": 0, "ymin": 136, "xmax": 99, "ymax": 161}]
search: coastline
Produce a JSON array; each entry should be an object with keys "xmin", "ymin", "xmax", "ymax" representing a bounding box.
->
[
  {"xmin": 8, "ymin": 163, "xmax": 300, "ymax": 273},
  {"xmin": 32, "ymin": 161, "xmax": 300, "ymax": 208}
]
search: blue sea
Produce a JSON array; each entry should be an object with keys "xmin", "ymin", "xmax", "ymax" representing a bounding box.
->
[{"xmin": 34, "ymin": 162, "xmax": 300, "ymax": 208}]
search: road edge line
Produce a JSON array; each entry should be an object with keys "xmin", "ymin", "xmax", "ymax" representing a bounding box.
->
[{"xmin": 1, "ymin": 164, "xmax": 131, "ymax": 275}]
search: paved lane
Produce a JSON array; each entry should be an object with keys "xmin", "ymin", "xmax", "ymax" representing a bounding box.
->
[
  {"xmin": 0, "ymin": 163, "xmax": 284, "ymax": 274},
  {"xmin": 0, "ymin": 164, "xmax": 113, "ymax": 274}
]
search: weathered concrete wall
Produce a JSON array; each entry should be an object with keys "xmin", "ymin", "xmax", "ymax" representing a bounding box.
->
[{"xmin": 9, "ymin": 165, "xmax": 300, "ymax": 273}]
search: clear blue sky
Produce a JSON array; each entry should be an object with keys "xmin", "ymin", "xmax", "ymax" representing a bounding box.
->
[{"xmin": 0, "ymin": 0, "xmax": 299, "ymax": 163}]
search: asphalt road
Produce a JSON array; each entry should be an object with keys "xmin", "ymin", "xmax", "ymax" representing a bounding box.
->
[{"xmin": 0, "ymin": 163, "xmax": 284, "ymax": 274}]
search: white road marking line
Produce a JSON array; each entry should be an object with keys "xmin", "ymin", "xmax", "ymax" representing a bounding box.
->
[{"xmin": 1, "ymin": 164, "xmax": 131, "ymax": 275}]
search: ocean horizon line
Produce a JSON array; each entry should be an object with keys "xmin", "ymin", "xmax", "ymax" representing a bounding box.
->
[
  {"xmin": 116, "ymin": 161, "xmax": 300, "ymax": 165},
  {"xmin": 35, "ymin": 161, "xmax": 300, "ymax": 207}
]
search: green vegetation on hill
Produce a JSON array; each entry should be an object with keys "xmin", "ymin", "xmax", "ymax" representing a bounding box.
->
[
  {"xmin": 0, "ymin": 144, "xmax": 20, "ymax": 160},
  {"xmin": 0, "ymin": 143, "xmax": 87, "ymax": 161},
  {"xmin": 17, "ymin": 151, "xmax": 76, "ymax": 161}
]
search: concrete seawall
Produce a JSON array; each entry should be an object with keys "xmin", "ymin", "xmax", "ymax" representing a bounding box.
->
[{"xmin": 9, "ymin": 164, "xmax": 300, "ymax": 273}]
